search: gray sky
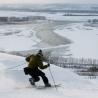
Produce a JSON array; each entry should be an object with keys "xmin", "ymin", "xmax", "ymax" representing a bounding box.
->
[{"xmin": 0, "ymin": 0, "xmax": 98, "ymax": 4}]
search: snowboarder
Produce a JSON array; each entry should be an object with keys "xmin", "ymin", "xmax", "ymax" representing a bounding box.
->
[{"xmin": 24, "ymin": 50, "xmax": 51, "ymax": 87}]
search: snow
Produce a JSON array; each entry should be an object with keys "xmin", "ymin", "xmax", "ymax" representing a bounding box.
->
[
  {"xmin": 0, "ymin": 52, "xmax": 98, "ymax": 98},
  {"xmin": 46, "ymin": 14, "xmax": 98, "ymax": 21},
  {"xmin": 54, "ymin": 23, "xmax": 98, "ymax": 59},
  {"xmin": 0, "ymin": 10, "xmax": 98, "ymax": 98},
  {"xmin": 0, "ymin": 24, "xmax": 41, "ymax": 51},
  {"xmin": 0, "ymin": 10, "xmax": 38, "ymax": 17}
]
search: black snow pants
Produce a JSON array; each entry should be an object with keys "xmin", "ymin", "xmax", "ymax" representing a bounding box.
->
[{"xmin": 24, "ymin": 67, "xmax": 49, "ymax": 85}]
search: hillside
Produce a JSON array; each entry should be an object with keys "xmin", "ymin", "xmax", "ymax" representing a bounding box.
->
[{"xmin": 0, "ymin": 53, "xmax": 98, "ymax": 98}]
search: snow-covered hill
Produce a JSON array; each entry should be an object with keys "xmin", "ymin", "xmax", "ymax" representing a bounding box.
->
[
  {"xmin": 0, "ymin": 53, "xmax": 98, "ymax": 98},
  {"xmin": 0, "ymin": 9, "xmax": 98, "ymax": 98}
]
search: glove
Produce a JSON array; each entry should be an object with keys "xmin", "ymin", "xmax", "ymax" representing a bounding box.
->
[
  {"xmin": 24, "ymin": 67, "xmax": 29, "ymax": 75},
  {"xmin": 47, "ymin": 63, "xmax": 50, "ymax": 67}
]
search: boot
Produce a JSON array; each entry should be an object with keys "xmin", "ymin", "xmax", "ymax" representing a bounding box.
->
[
  {"xmin": 45, "ymin": 83, "xmax": 51, "ymax": 87},
  {"xmin": 29, "ymin": 78, "xmax": 35, "ymax": 85}
]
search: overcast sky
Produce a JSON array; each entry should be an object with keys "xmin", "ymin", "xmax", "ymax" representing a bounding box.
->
[{"xmin": 0, "ymin": 0, "xmax": 98, "ymax": 4}]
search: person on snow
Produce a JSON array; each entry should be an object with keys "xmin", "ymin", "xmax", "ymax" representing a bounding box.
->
[{"xmin": 24, "ymin": 50, "xmax": 51, "ymax": 87}]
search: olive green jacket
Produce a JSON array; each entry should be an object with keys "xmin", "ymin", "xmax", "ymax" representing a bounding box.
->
[{"xmin": 25, "ymin": 54, "xmax": 48, "ymax": 70}]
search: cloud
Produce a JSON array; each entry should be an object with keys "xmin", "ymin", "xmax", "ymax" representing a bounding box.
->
[{"xmin": 0, "ymin": 0, "xmax": 98, "ymax": 4}]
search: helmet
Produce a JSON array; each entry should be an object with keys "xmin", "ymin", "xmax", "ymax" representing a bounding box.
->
[
  {"xmin": 36, "ymin": 50, "xmax": 43, "ymax": 58},
  {"xmin": 38, "ymin": 49, "xmax": 42, "ymax": 54},
  {"xmin": 37, "ymin": 50, "xmax": 43, "ymax": 56}
]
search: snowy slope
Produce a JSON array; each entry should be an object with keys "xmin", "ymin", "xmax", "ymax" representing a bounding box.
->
[
  {"xmin": 0, "ymin": 24, "xmax": 41, "ymax": 51},
  {"xmin": 0, "ymin": 10, "xmax": 98, "ymax": 98},
  {"xmin": 0, "ymin": 53, "xmax": 98, "ymax": 98},
  {"xmin": 54, "ymin": 23, "xmax": 98, "ymax": 59}
]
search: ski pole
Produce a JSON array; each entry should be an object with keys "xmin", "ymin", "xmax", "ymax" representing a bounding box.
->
[{"xmin": 48, "ymin": 56, "xmax": 58, "ymax": 91}]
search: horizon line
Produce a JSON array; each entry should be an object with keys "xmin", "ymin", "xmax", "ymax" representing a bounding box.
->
[{"xmin": 0, "ymin": 3, "xmax": 98, "ymax": 5}]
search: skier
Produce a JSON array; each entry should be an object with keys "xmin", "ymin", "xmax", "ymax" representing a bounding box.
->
[{"xmin": 24, "ymin": 50, "xmax": 51, "ymax": 87}]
